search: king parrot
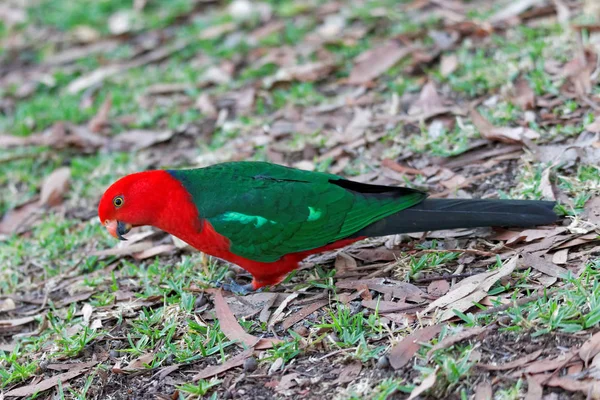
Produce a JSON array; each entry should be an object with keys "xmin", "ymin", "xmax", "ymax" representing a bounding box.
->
[{"xmin": 98, "ymin": 161, "xmax": 558, "ymax": 291}]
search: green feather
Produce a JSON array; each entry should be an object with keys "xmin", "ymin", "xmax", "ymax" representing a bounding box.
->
[{"xmin": 168, "ymin": 162, "xmax": 426, "ymax": 262}]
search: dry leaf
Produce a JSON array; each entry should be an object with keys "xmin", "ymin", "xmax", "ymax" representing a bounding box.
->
[
  {"xmin": 424, "ymin": 257, "xmax": 518, "ymax": 321},
  {"xmin": 282, "ymin": 300, "xmax": 328, "ymax": 330},
  {"xmin": 427, "ymin": 326, "xmax": 488, "ymax": 358},
  {"xmin": 474, "ymin": 381, "xmax": 493, "ymax": 400},
  {"xmin": 334, "ymin": 252, "xmax": 357, "ymax": 275},
  {"xmin": 214, "ymin": 290, "xmax": 280, "ymax": 349},
  {"xmin": 408, "ymin": 368, "xmax": 438, "ymax": 400},
  {"xmin": 0, "ymin": 200, "xmax": 39, "ymax": 235},
  {"xmin": 0, "ymin": 298, "xmax": 16, "ymax": 312},
  {"xmin": 512, "ymin": 78, "xmax": 536, "ymax": 109},
  {"xmin": 471, "ymin": 108, "xmax": 540, "ymax": 144},
  {"xmin": 525, "ymin": 374, "xmax": 543, "ymax": 400},
  {"xmin": 440, "ymin": 54, "xmax": 459, "ymax": 76},
  {"xmin": 90, "ymin": 241, "xmax": 154, "ymax": 257},
  {"xmin": 341, "ymin": 107, "xmax": 372, "ymax": 143},
  {"xmin": 111, "ymin": 129, "xmax": 175, "ymax": 151},
  {"xmin": 347, "ymin": 41, "xmax": 411, "ymax": 84},
  {"xmin": 5, "ymin": 362, "xmax": 94, "ymax": 397},
  {"xmin": 335, "ymin": 361, "xmax": 362, "ymax": 384},
  {"xmin": 88, "ymin": 95, "xmax": 112, "ymax": 133},
  {"xmin": 428, "ymin": 280, "xmax": 450, "ymax": 297},
  {"xmin": 489, "ymin": 0, "xmax": 545, "ymax": 24},
  {"xmin": 520, "ymin": 253, "xmax": 568, "ymax": 278},
  {"xmin": 539, "ymin": 167, "xmax": 555, "ymax": 201},
  {"xmin": 388, "ymin": 324, "xmax": 442, "ymax": 370},
  {"xmin": 580, "ymin": 330, "xmax": 600, "ymax": 365},
  {"xmin": 40, "ymin": 167, "xmax": 71, "ymax": 207},
  {"xmin": 477, "ymin": 349, "xmax": 542, "ymax": 370},
  {"xmin": 408, "ymin": 81, "xmax": 448, "ymax": 117},
  {"xmin": 119, "ymin": 353, "xmax": 154, "ymax": 372}
]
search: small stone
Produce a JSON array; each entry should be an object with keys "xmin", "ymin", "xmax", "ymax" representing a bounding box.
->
[
  {"xmin": 377, "ymin": 355, "xmax": 390, "ymax": 369},
  {"xmin": 165, "ymin": 354, "xmax": 175, "ymax": 365},
  {"xmin": 109, "ymin": 349, "xmax": 120, "ymax": 358},
  {"xmin": 243, "ymin": 356, "xmax": 258, "ymax": 373}
]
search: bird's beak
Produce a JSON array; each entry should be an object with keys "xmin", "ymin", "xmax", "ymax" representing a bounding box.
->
[{"xmin": 104, "ymin": 220, "xmax": 132, "ymax": 241}]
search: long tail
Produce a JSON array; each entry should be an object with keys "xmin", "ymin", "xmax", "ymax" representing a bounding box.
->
[{"xmin": 352, "ymin": 199, "xmax": 558, "ymax": 237}]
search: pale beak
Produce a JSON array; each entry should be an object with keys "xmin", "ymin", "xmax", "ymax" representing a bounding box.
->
[{"xmin": 105, "ymin": 220, "xmax": 132, "ymax": 241}]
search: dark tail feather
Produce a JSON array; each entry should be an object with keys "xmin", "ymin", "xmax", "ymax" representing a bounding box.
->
[{"xmin": 353, "ymin": 199, "xmax": 558, "ymax": 238}]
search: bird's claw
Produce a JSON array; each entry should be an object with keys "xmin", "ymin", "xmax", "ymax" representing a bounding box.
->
[{"xmin": 212, "ymin": 279, "xmax": 260, "ymax": 296}]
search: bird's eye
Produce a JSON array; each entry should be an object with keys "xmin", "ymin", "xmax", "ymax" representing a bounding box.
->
[{"xmin": 113, "ymin": 196, "xmax": 124, "ymax": 208}]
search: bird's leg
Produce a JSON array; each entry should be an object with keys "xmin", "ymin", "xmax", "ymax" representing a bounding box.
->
[{"xmin": 211, "ymin": 279, "xmax": 262, "ymax": 295}]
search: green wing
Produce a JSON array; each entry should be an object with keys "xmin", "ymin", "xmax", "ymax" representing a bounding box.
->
[{"xmin": 169, "ymin": 162, "xmax": 426, "ymax": 263}]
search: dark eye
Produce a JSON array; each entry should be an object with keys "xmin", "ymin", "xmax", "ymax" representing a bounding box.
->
[{"xmin": 113, "ymin": 196, "xmax": 124, "ymax": 208}]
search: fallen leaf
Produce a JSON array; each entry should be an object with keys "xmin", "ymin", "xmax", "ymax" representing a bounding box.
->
[
  {"xmin": 428, "ymin": 280, "xmax": 450, "ymax": 297},
  {"xmin": 427, "ymin": 326, "xmax": 489, "ymax": 358},
  {"xmin": 579, "ymin": 330, "xmax": 600, "ymax": 365},
  {"xmin": 132, "ymin": 244, "xmax": 176, "ymax": 260},
  {"xmin": 539, "ymin": 167, "xmax": 555, "ymax": 201},
  {"xmin": 388, "ymin": 324, "xmax": 443, "ymax": 370},
  {"xmin": 520, "ymin": 253, "xmax": 568, "ymax": 278},
  {"xmin": 0, "ymin": 316, "xmax": 36, "ymax": 331},
  {"xmin": 477, "ymin": 349, "xmax": 543, "ymax": 370},
  {"xmin": 341, "ymin": 107, "xmax": 372, "ymax": 143},
  {"xmin": 583, "ymin": 196, "xmax": 600, "ymax": 227},
  {"xmin": 192, "ymin": 349, "xmax": 253, "ymax": 381},
  {"xmin": 489, "ymin": 0, "xmax": 545, "ymax": 24},
  {"xmin": 523, "ymin": 351, "xmax": 576, "ymax": 373},
  {"xmin": 525, "ymin": 374, "xmax": 543, "ymax": 400},
  {"xmin": 347, "ymin": 41, "xmax": 411, "ymax": 84},
  {"xmin": 67, "ymin": 39, "xmax": 190, "ymax": 93},
  {"xmin": 408, "ymin": 81, "xmax": 449, "ymax": 117},
  {"xmin": 361, "ymin": 299, "xmax": 417, "ymax": 313},
  {"xmin": 552, "ymin": 248, "xmax": 569, "ymax": 264},
  {"xmin": 504, "ymin": 227, "xmax": 567, "ymax": 245},
  {"xmin": 40, "ymin": 167, "xmax": 71, "ymax": 207},
  {"xmin": 0, "ymin": 298, "xmax": 16, "ymax": 312},
  {"xmin": 511, "ymin": 78, "xmax": 536, "ymax": 109},
  {"xmin": 111, "ymin": 129, "xmax": 175, "ymax": 151},
  {"xmin": 276, "ymin": 372, "xmax": 300, "ymax": 392},
  {"xmin": 90, "ymin": 241, "xmax": 154, "ymax": 257},
  {"xmin": 0, "ymin": 199, "xmax": 39, "ymax": 234},
  {"xmin": 471, "ymin": 108, "xmax": 539, "ymax": 144},
  {"xmin": 545, "ymin": 376, "xmax": 600, "ymax": 397},
  {"xmin": 5, "ymin": 362, "xmax": 94, "ymax": 397},
  {"xmin": 88, "ymin": 95, "xmax": 112, "ymax": 133},
  {"xmin": 424, "ymin": 257, "xmax": 518, "ymax": 321},
  {"xmin": 563, "ymin": 49, "xmax": 596, "ymax": 96},
  {"xmin": 335, "ymin": 361, "xmax": 362, "ymax": 384},
  {"xmin": 120, "ymin": 353, "xmax": 154, "ymax": 372},
  {"xmin": 334, "ymin": 252, "xmax": 357, "ymax": 275},
  {"xmin": 440, "ymin": 54, "xmax": 459, "ymax": 76},
  {"xmin": 408, "ymin": 368, "xmax": 438, "ymax": 400},
  {"xmin": 282, "ymin": 300, "xmax": 328, "ymax": 331},
  {"xmin": 474, "ymin": 381, "xmax": 493, "ymax": 400},
  {"xmin": 214, "ymin": 290, "xmax": 280, "ymax": 349}
]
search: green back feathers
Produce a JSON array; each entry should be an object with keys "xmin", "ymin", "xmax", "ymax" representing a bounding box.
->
[{"xmin": 168, "ymin": 162, "xmax": 426, "ymax": 262}]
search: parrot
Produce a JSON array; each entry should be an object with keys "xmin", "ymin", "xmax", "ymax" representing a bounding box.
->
[{"xmin": 98, "ymin": 161, "xmax": 558, "ymax": 293}]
